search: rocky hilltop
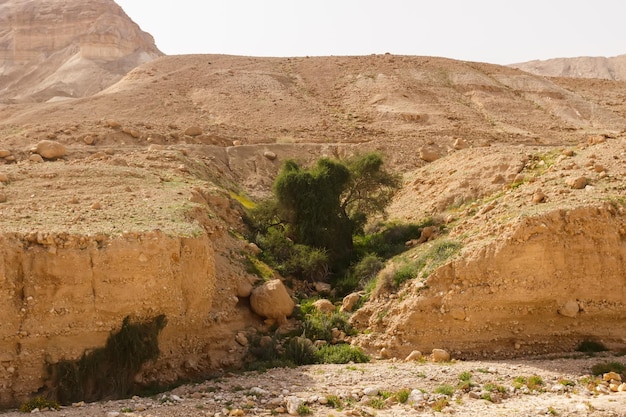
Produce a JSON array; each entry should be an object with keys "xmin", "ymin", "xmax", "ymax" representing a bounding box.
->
[
  {"xmin": 511, "ymin": 54, "xmax": 626, "ymax": 81},
  {"xmin": 0, "ymin": 38, "xmax": 624, "ymax": 412},
  {"xmin": 0, "ymin": 0, "xmax": 162, "ymax": 103}
]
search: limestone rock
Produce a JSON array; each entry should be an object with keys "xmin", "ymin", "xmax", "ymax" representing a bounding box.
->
[
  {"xmin": 0, "ymin": 173, "xmax": 8, "ymax": 183},
  {"xmin": 431, "ymin": 348, "xmax": 451, "ymax": 362},
  {"xmin": 405, "ymin": 350, "xmax": 423, "ymax": 361},
  {"xmin": 568, "ymin": 176, "xmax": 588, "ymax": 189},
  {"xmin": 35, "ymin": 140, "xmax": 67, "ymax": 159},
  {"xmin": 0, "ymin": 192, "xmax": 6, "ymax": 203},
  {"xmin": 532, "ymin": 190, "xmax": 547, "ymax": 204},
  {"xmin": 453, "ymin": 138, "xmax": 468, "ymax": 150},
  {"xmin": 314, "ymin": 281, "xmax": 331, "ymax": 293},
  {"xmin": 286, "ymin": 396, "xmax": 302, "ymax": 416},
  {"xmin": 419, "ymin": 146, "xmax": 440, "ymax": 163},
  {"xmin": 250, "ymin": 279, "xmax": 294, "ymax": 322},
  {"xmin": 603, "ymin": 372, "xmax": 622, "ymax": 382},
  {"xmin": 0, "ymin": 0, "xmax": 162, "ymax": 103},
  {"xmin": 341, "ymin": 292, "xmax": 361, "ymax": 312},
  {"xmin": 184, "ymin": 126, "xmax": 203, "ymax": 136},
  {"xmin": 263, "ymin": 150, "xmax": 277, "ymax": 160},
  {"xmin": 0, "ymin": 150, "xmax": 11, "ymax": 158},
  {"xmin": 558, "ymin": 300, "xmax": 579, "ymax": 318},
  {"xmin": 235, "ymin": 332, "xmax": 248, "ymax": 347},
  {"xmin": 312, "ymin": 299, "xmax": 335, "ymax": 314},
  {"xmin": 29, "ymin": 154, "xmax": 44, "ymax": 163}
]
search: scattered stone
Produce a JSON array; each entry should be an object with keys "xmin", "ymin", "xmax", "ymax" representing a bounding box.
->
[
  {"xmin": 248, "ymin": 242, "xmax": 262, "ymax": 255},
  {"xmin": 250, "ymin": 279, "xmax": 295, "ymax": 323},
  {"xmin": 29, "ymin": 154, "xmax": 44, "ymax": 163},
  {"xmin": 250, "ymin": 387, "xmax": 269, "ymax": 396},
  {"xmin": 450, "ymin": 308, "xmax": 466, "ymax": 321},
  {"xmin": 0, "ymin": 192, "xmax": 6, "ymax": 203},
  {"xmin": 408, "ymin": 389, "xmax": 424, "ymax": 403},
  {"xmin": 0, "ymin": 173, "xmax": 8, "ymax": 183},
  {"xmin": 603, "ymin": 372, "xmax": 622, "ymax": 382},
  {"xmin": 562, "ymin": 149, "xmax": 575, "ymax": 157},
  {"xmin": 618, "ymin": 383, "xmax": 626, "ymax": 392},
  {"xmin": 314, "ymin": 281, "xmax": 331, "ymax": 293},
  {"xmin": 35, "ymin": 140, "xmax": 67, "ymax": 159},
  {"xmin": 363, "ymin": 387, "xmax": 379, "ymax": 396},
  {"xmin": 558, "ymin": 300, "xmax": 579, "ymax": 318},
  {"xmin": 431, "ymin": 349, "xmax": 451, "ymax": 362},
  {"xmin": 453, "ymin": 138, "xmax": 468, "ymax": 150},
  {"xmin": 106, "ymin": 119, "xmax": 121, "ymax": 128},
  {"xmin": 263, "ymin": 150, "xmax": 277, "ymax": 160},
  {"xmin": 229, "ymin": 409, "xmax": 244, "ymax": 416},
  {"xmin": 83, "ymin": 135, "xmax": 96, "ymax": 145},
  {"xmin": 568, "ymin": 176, "xmax": 587, "ymax": 189},
  {"xmin": 184, "ymin": 126, "xmax": 203, "ymax": 136},
  {"xmin": 417, "ymin": 226, "xmax": 438, "ymax": 243},
  {"xmin": 72, "ymin": 401, "xmax": 85, "ymax": 407},
  {"xmin": 379, "ymin": 347, "xmax": 391, "ymax": 359},
  {"xmin": 236, "ymin": 279, "xmax": 253, "ymax": 298},
  {"xmin": 341, "ymin": 292, "xmax": 360, "ymax": 313},
  {"xmin": 235, "ymin": 332, "xmax": 248, "ymax": 347},
  {"xmin": 286, "ymin": 396, "xmax": 302, "ymax": 416},
  {"xmin": 91, "ymin": 202, "xmax": 102, "ymax": 210},
  {"xmin": 419, "ymin": 146, "xmax": 440, "ymax": 163},
  {"xmin": 0, "ymin": 150, "xmax": 11, "ymax": 158},
  {"xmin": 532, "ymin": 190, "xmax": 547, "ymax": 204},
  {"xmin": 312, "ymin": 299, "xmax": 335, "ymax": 314},
  {"xmin": 405, "ymin": 350, "xmax": 423, "ymax": 361},
  {"xmin": 594, "ymin": 164, "xmax": 606, "ymax": 173},
  {"xmin": 106, "ymin": 412, "xmax": 120, "ymax": 417}
]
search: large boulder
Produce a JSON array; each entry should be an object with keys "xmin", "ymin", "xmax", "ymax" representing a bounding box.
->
[
  {"xmin": 35, "ymin": 140, "xmax": 67, "ymax": 159},
  {"xmin": 250, "ymin": 279, "xmax": 294, "ymax": 323}
]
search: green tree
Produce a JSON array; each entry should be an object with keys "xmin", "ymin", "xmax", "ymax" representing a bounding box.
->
[{"xmin": 252, "ymin": 152, "xmax": 399, "ymax": 274}]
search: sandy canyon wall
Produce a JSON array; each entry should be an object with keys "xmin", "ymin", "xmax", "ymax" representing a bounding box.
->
[
  {"xmin": 0, "ymin": 231, "xmax": 215, "ymax": 407},
  {"xmin": 356, "ymin": 204, "xmax": 626, "ymax": 358}
]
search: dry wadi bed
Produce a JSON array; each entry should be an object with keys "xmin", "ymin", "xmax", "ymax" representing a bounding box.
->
[{"xmin": 2, "ymin": 355, "xmax": 625, "ymax": 417}]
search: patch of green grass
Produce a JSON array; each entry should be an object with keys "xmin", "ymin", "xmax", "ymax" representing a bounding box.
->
[
  {"xmin": 434, "ymin": 384, "xmax": 455, "ymax": 396},
  {"xmin": 229, "ymin": 191, "xmax": 256, "ymax": 209},
  {"xmin": 244, "ymin": 255, "xmax": 275, "ymax": 280},
  {"xmin": 430, "ymin": 397, "xmax": 449, "ymax": 412},
  {"xmin": 297, "ymin": 404, "xmax": 312, "ymax": 415},
  {"xmin": 368, "ymin": 397, "xmax": 386, "ymax": 409},
  {"xmin": 392, "ymin": 239, "xmax": 461, "ymax": 286},
  {"xmin": 395, "ymin": 388, "xmax": 411, "ymax": 403},
  {"xmin": 19, "ymin": 397, "xmax": 61, "ymax": 413},
  {"xmin": 325, "ymin": 395, "xmax": 343, "ymax": 409},
  {"xmin": 458, "ymin": 371, "xmax": 472, "ymax": 382}
]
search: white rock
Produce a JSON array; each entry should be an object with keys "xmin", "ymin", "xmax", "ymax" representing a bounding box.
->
[
  {"xmin": 363, "ymin": 387, "xmax": 379, "ymax": 396},
  {"xmin": 250, "ymin": 387, "xmax": 269, "ymax": 396},
  {"xmin": 286, "ymin": 396, "xmax": 302, "ymax": 416},
  {"xmin": 408, "ymin": 389, "xmax": 424, "ymax": 403},
  {"xmin": 250, "ymin": 279, "xmax": 295, "ymax": 323},
  {"xmin": 341, "ymin": 292, "xmax": 361, "ymax": 312},
  {"xmin": 405, "ymin": 350, "xmax": 423, "ymax": 361}
]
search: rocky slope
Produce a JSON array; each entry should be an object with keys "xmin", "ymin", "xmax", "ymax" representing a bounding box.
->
[
  {"xmin": 0, "ymin": 0, "xmax": 162, "ymax": 103},
  {"xmin": 511, "ymin": 54, "xmax": 626, "ymax": 81},
  {"xmin": 0, "ymin": 51, "xmax": 625, "ymax": 408}
]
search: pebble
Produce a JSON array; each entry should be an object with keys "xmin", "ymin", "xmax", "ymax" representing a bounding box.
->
[{"xmin": 363, "ymin": 387, "xmax": 379, "ymax": 396}]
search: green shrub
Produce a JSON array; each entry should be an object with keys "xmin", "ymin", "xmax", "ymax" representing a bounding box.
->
[
  {"xmin": 285, "ymin": 337, "xmax": 317, "ymax": 365},
  {"xmin": 19, "ymin": 396, "xmax": 60, "ymax": 412},
  {"xmin": 297, "ymin": 404, "xmax": 312, "ymax": 415},
  {"xmin": 368, "ymin": 397, "xmax": 386, "ymax": 409},
  {"xmin": 392, "ymin": 239, "xmax": 461, "ymax": 287},
  {"xmin": 315, "ymin": 344, "xmax": 370, "ymax": 364},
  {"xmin": 591, "ymin": 361, "xmax": 625, "ymax": 376},
  {"xmin": 301, "ymin": 311, "xmax": 353, "ymax": 342},
  {"xmin": 325, "ymin": 394, "xmax": 343, "ymax": 409},
  {"xmin": 395, "ymin": 388, "xmax": 411, "ymax": 403},
  {"xmin": 577, "ymin": 340, "xmax": 608, "ymax": 353}
]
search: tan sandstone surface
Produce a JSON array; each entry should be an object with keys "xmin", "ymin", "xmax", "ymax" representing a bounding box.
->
[{"xmin": 0, "ymin": 20, "xmax": 625, "ymax": 411}]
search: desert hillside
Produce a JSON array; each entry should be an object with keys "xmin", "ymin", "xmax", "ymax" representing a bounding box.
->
[
  {"xmin": 512, "ymin": 54, "xmax": 626, "ymax": 81},
  {"xmin": 0, "ymin": 0, "xmax": 162, "ymax": 103},
  {"xmin": 0, "ymin": 5, "xmax": 624, "ymax": 411}
]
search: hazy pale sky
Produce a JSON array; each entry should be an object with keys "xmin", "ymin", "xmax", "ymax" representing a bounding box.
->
[{"xmin": 115, "ymin": 0, "xmax": 626, "ymax": 65}]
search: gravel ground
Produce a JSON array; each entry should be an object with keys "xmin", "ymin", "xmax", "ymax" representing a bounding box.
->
[{"xmin": 3, "ymin": 354, "xmax": 625, "ymax": 417}]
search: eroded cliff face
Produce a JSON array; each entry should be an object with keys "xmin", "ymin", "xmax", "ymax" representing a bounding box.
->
[
  {"xmin": 0, "ymin": 231, "xmax": 215, "ymax": 407},
  {"xmin": 355, "ymin": 204, "xmax": 626, "ymax": 358},
  {"xmin": 0, "ymin": 0, "xmax": 162, "ymax": 102}
]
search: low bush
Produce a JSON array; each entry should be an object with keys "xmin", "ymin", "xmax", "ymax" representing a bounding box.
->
[
  {"xmin": 591, "ymin": 361, "xmax": 625, "ymax": 376},
  {"xmin": 19, "ymin": 396, "xmax": 60, "ymax": 413},
  {"xmin": 315, "ymin": 344, "xmax": 370, "ymax": 364},
  {"xmin": 577, "ymin": 340, "xmax": 608, "ymax": 353}
]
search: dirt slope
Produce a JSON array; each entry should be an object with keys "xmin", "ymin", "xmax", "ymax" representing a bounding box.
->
[{"xmin": 512, "ymin": 54, "xmax": 626, "ymax": 81}]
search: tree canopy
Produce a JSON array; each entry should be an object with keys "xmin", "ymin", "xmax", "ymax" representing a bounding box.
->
[{"xmin": 250, "ymin": 152, "xmax": 400, "ymax": 277}]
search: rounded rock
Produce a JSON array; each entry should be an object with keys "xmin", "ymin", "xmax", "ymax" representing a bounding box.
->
[
  {"xmin": 35, "ymin": 140, "xmax": 67, "ymax": 159},
  {"xmin": 250, "ymin": 279, "xmax": 294, "ymax": 323}
]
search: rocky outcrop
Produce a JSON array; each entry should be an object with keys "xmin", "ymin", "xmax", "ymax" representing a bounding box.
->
[
  {"xmin": 354, "ymin": 204, "xmax": 626, "ymax": 358},
  {"xmin": 0, "ymin": 231, "xmax": 215, "ymax": 407},
  {"xmin": 0, "ymin": 0, "xmax": 162, "ymax": 102}
]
